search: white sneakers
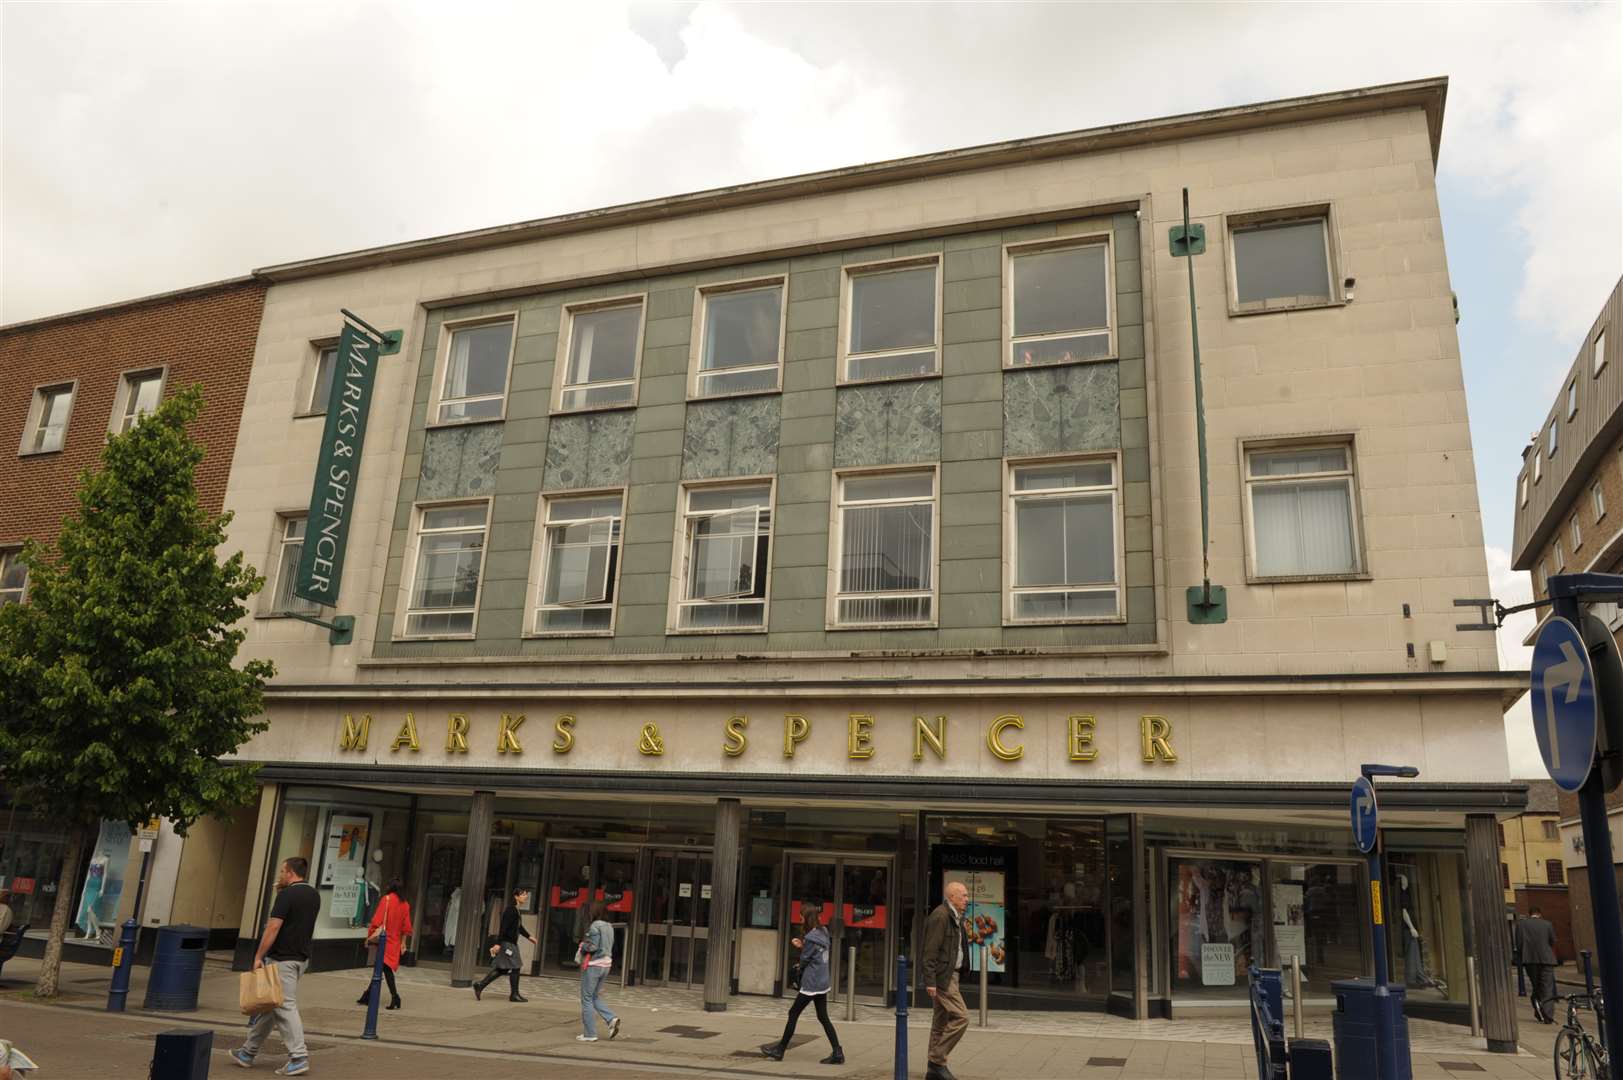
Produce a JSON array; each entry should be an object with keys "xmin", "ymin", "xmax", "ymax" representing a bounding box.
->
[{"xmin": 576, "ymin": 1034, "xmax": 598, "ymax": 1042}]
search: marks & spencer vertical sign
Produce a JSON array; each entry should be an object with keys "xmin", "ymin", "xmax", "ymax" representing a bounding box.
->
[{"xmin": 295, "ymin": 314, "xmax": 384, "ymax": 605}]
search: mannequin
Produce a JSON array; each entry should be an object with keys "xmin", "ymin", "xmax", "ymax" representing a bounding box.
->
[
  {"xmin": 76, "ymin": 855, "xmax": 108, "ymax": 941},
  {"xmin": 444, "ymin": 886, "xmax": 462, "ymax": 958}
]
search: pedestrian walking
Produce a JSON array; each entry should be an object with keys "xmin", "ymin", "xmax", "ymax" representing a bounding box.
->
[
  {"xmin": 473, "ymin": 887, "xmax": 533, "ymax": 1002},
  {"xmin": 1516, "ymin": 907, "xmax": 1559, "ymax": 1022},
  {"xmin": 760, "ymin": 903, "xmax": 843, "ymax": 1065},
  {"xmin": 576, "ymin": 899, "xmax": 622, "ymax": 1042},
  {"xmin": 231, "ymin": 857, "xmax": 320, "ymax": 1076},
  {"xmin": 921, "ymin": 881, "xmax": 971, "ymax": 1080},
  {"xmin": 356, "ymin": 878, "xmax": 412, "ymax": 1010}
]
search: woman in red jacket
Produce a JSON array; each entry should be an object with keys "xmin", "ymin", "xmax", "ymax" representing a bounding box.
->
[{"xmin": 357, "ymin": 878, "xmax": 413, "ymax": 1010}]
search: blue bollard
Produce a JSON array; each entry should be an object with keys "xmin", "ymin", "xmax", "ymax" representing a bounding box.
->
[
  {"xmin": 894, "ymin": 954, "xmax": 908, "ymax": 1080},
  {"xmin": 361, "ymin": 930, "xmax": 385, "ymax": 1040},
  {"xmin": 106, "ymin": 916, "xmax": 139, "ymax": 1012}
]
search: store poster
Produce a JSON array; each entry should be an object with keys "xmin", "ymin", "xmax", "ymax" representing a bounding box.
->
[
  {"xmin": 319, "ymin": 812, "xmax": 371, "ymax": 916},
  {"xmin": 75, "ymin": 820, "xmax": 132, "ymax": 940},
  {"xmin": 789, "ymin": 900, "xmax": 835, "ymax": 926},
  {"xmin": 945, "ymin": 867, "xmax": 1007, "ymax": 974},
  {"xmin": 1272, "ymin": 881, "xmax": 1307, "ymax": 973},
  {"xmin": 1174, "ymin": 858, "xmax": 1262, "ymax": 987}
]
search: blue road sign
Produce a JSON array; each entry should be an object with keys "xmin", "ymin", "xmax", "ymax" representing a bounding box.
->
[
  {"xmin": 1351, "ymin": 776, "xmax": 1379, "ymax": 854},
  {"xmin": 1531, "ymin": 615, "xmax": 1600, "ymax": 793}
]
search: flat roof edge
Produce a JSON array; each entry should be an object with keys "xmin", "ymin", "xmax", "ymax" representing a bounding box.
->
[{"xmin": 0, "ymin": 274, "xmax": 262, "ymax": 336}]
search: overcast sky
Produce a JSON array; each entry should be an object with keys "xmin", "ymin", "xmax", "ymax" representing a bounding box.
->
[{"xmin": 4, "ymin": 2, "xmax": 1619, "ymax": 775}]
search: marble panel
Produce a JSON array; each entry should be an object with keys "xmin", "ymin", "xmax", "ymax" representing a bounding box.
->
[
  {"xmin": 682, "ymin": 396, "xmax": 781, "ymax": 480},
  {"xmin": 417, "ymin": 424, "xmax": 503, "ymax": 500},
  {"xmin": 1003, "ymin": 363, "xmax": 1121, "ymax": 457},
  {"xmin": 834, "ymin": 380, "xmax": 942, "ymax": 468},
  {"xmin": 542, "ymin": 411, "xmax": 635, "ymax": 490}
]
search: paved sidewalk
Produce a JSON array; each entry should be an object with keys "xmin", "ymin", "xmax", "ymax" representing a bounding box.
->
[{"xmin": 0, "ymin": 954, "xmax": 1558, "ymax": 1079}]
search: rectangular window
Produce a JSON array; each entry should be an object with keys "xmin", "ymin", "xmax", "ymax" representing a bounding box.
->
[
  {"xmin": 842, "ymin": 260, "xmax": 939, "ymax": 382},
  {"xmin": 693, "ymin": 282, "xmax": 784, "ymax": 397},
  {"xmin": 1229, "ymin": 211, "xmax": 1335, "ymax": 312},
  {"xmin": 675, "ymin": 482, "xmax": 772, "ymax": 631},
  {"xmin": 1546, "ymin": 859, "xmax": 1565, "ymax": 885},
  {"xmin": 1007, "ymin": 458, "xmax": 1121, "ymax": 621},
  {"xmin": 270, "ymin": 516, "xmax": 319, "ymax": 615},
  {"xmin": 1500, "ymin": 863, "xmax": 1510, "ymax": 890},
  {"xmin": 533, "ymin": 492, "xmax": 623, "ymax": 634},
  {"xmin": 113, "ymin": 369, "xmax": 164, "ymax": 434},
  {"xmin": 1548, "ymin": 418, "xmax": 1559, "ymax": 459},
  {"xmin": 1520, "ymin": 474, "xmax": 1529, "ymax": 508},
  {"xmin": 1244, "ymin": 444, "xmax": 1362, "ymax": 579},
  {"xmin": 1007, "ymin": 239, "xmax": 1113, "ymax": 367},
  {"xmin": 1572, "ymin": 517, "xmax": 1583, "ymax": 551},
  {"xmin": 309, "ymin": 344, "xmax": 339, "ymax": 415},
  {"xmin": 1595, "ymin": 483, "xmax": 1607, "ymax": 521},
  {"xmin": 24, "ymin": 383, "xmax": 75, "ymax": 454},
  {"xmin": 1568, "ymin": 380, "xmax": 1579, "ymax": 420},
  {"xmin": 558, "ymin": 299, "xmax": 644, "ymax": 411},
  {"xmin": 0, "ymin": 548, "xmax": 27, "ymax": 606},
  {"xmin": 436, "ymin": 319, "xmax": 514, "ymax": 423},
  {"xmin": 403, "ymin": 503, "xmax": 489, "ymax": 636},
  {"xmin": 1543, "ymin": 820, "xmax": 1560, "ymax": 841},
  {"xmin": 1540, "ymin": 561, "xmax": 1551, "ymax": 595},
  {"xmin": 1555, "ymin": 539, "xmax": 1566, "ymax": 570},
  {"xmin": 834, "ymin": 470, "xmax": 935, "ymax": 625},
  {"xmin": 1595, "ymin": 327, "xmax": 1608, "ymax": 376},
  {"xmin": 1534, "ymin": 452, "xmax": 1543, "ymax": 484}
]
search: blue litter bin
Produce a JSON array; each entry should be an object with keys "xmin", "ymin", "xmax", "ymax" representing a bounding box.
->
[
  {"xmin": 142, "ymin": 925, "xmax": 209, "ymax": 1011},
  {"xmin": 1331, "ymin": 978, "xmax": 1411, "ymax": 1080}
]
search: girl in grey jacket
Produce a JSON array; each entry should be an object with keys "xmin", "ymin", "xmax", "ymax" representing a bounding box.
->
[{"xmin": 761, "ymin": 903, "xmax": 843, "ymax": 1064}]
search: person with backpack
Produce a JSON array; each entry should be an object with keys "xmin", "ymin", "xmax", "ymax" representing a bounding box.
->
[
  {"xmin": 356, "ymin": 878, "xmax": 412, "ymax": 1010},
  {"xmin": 760, "ymin": 903, "xmax": 842, "ymax": 1065}
]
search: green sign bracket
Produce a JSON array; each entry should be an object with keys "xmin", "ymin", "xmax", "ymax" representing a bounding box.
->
[
  {"xmin": 379, "ymin": 330, "xmax": 404, "ymax": 355},
  {"xmin": 1168, "ymin": 222, "xmax": 1206, "ymax": 257},
  {"xmin": 285, "ymin": 612, "xmax": 355, "ymax": 646}
]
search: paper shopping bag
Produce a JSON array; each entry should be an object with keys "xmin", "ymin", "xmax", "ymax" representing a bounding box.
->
[{"xmin": 239, "ymin": 962, "xmax": 284, "ymax": 1016}]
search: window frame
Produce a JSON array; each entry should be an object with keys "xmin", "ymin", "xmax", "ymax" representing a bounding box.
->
[
  {"xmin": 260, "ymin": 512, "xmax": 321, "ymax": 617},
  {"xmin": 525, "ymin": 487, "xmax": 627, "ymax": 638},
  {"xmin": 426, "ymin": 313, "xmax": 518, "ymax": 428},
  {"xmin": 1547, "ymin": 858, "xmax": 1565, "ymax": 885},
  {"xmin": 1568, "ymin": 379, "xmax": 1579, "ymax": 421},
  {"xmin": 1548, "ymin": 418, "xmax": 1559, "ymax": 459},
  {"xmin": 1594, "ymin": 325, "xmax": 1609, "ymax": 377},
  {"xmin": 1223, "ymin": 203, "xmax": 1343, "ymax": 317},
  {"xmin": 1594, "ymin": 483, "xmax": 1607, "ymax": 522},
  {"xmin": 0, "ymin": 547, "xmax": 28, "ymax": 606},
  {"xmin": 108, "ymin": 365, "xmax": 168, "ymax": 435},
  {"xmin": 826, "ymin": 464, "xmax": 941, "ymax": 630},
  {"xmin": 1001, "ymin": 452, "xmax": 1125, "ymax": 625},
  {"xmin": 687, "ymin": 276, "xmax": 788, "ymax": 401},
  {"xmin": 551, "ymin": 294, "xmax": 648, "ymax": 414},
  {"xmin": 666, "ymin": 476, "xmax": 777, "ymax": 635},
  {"xmin": 1572, "ymin": 516, "xmax": 1583, "ymax": 551},
  {"xmin": 1001, "ymin": 233, "xmax": 1117, "ymax": 370},
  {"xmin": 836, "ymin": 254, "xmax": 944, "ymax": 386},
  {"xmin": 1555, "ymin": 538, "xmax": 1566, "ymax": 571},
  {"xmin": 18, "ymin": 379, "xmax": 78, "ymax": 457},
  {"xmin": 395, "ymin": 498, "xmax": 493, "ymax": 640},
  {"xmin": 296, "ymin": 339, "xmax": 341, "ymax": 418},
  {"xmin": 1239, "ymin": 435, "xmax": 1367, "ymax": 584},
  {"xmin": 1520, "ymin": 473, "xmax": 1529, "ymax": 508}
]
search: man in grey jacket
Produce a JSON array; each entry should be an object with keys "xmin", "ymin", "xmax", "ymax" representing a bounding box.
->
[
  {"xmin": 1516, "ymin": 907, "xmax": 1559, "ymax": 1022},
  {"xmin": 921, "ymin": 882, "xmax": 971, "ymax": 1080}
]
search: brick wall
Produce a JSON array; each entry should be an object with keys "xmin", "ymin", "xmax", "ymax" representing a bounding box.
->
[{"xmin": 0, "ymin": 281, "xmax": 267, "ymax": 549}]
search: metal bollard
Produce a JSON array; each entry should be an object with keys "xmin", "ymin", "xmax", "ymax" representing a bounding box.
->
[
  {"xmin": 894, "ymin": 954, "xmax": 909, "ymax": 1080},
  {"xmin": 1466, "ymin": 955, "xmax": 1480, "ymax": 1038},
  {"xmin": 977, "ymin": 943, "xmax": 990, "ymax": 1028},
  {"xmin": 847, "ymin": 945, "xmax": 857, "ymax": 1021},
  {"xmin": 362, "ymin": 929, "xmax": 385, "ymax": 1040},
  {"xmin": 1290, "ymin": 955, "xmax": 1304, "ymax": 1040}
]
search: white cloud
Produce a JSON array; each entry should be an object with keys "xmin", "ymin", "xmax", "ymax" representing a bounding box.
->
[{"xmin": 1486, "ymin": 543, "xmax": 1543, "ymax": 777}]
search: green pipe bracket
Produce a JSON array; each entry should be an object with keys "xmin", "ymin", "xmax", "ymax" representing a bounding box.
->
[
  {"xmin": 1169, "ymin": 223, "xmax": 1206, "ymax": 257},
  {"xmin": 1186, "ymin": 586, "xmax": 1228, "ymax": 625},
  {"xmin": 285, "ymin": 612, "xmax": 356, "ymax": 646}
]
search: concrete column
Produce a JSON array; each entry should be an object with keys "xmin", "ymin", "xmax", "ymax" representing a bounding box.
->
[
  {"xmin": 704, "ymin": 798, "xmax": 743, "ymax": 1012},
  {"xmin": 1465, "ymin": 813, "xmax": 1519, "ymax": 1053},
  {"xmin": 450, "ymin": 790, "xmax": 495, "ymax": 988}
]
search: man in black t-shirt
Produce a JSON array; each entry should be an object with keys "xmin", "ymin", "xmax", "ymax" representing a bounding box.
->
[{"xmin": 233, "ymin": 857, "xmax": 320, "ymax": 1076}]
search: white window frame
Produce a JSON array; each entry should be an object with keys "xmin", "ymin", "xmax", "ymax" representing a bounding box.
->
[
  {"xmin": 1002, "ymin": 452, "xmax": 1125, "ymax": 625},
  {"xmin": 1594, "ymin": 483, "xmax": 1607, "ymax": 522},
  {"xmin": 1520, "ymin": 474, "xmax": 1529, "ymax": 508},
  {"xmin": 426, "ymin": 314, "xmax": 517, "ymax": 427},
  {"xmin": 297, "ymin": 340, "xmax": 340, "ymax": 418},
  {"xmin": 687, "ymin": 277, "xmax": 787, "ymax": 400},
  {"xmin": 396, "ymin": 499, "xmax": 492, "ymax": 640},
  {"xmin": 1239, "ymin": 436, "xmax": 1366, "ymax": 583},
  {"xmin": 262, "ymin": 513, "xmax": 320, "ymax": 616},
  {"xmin": 826, "ymin": 465, "xmax": 940, "ymax": 629},
  {"xmin": 668, "ymin": 478, "xmax": 775, "ymax": 635},
  {"xmin": 552, "ymin": 294, "xmax": 647, "ymax": 413},
  {"xmin": 1002, "ymin": 233, "xmax": 1117, "ymax": 370},
  {"xmin": 0, "ymin": 547, "xmax": 28, "ymax": 606},
  {"xmin": 1568, "ymin": 380, "xmax": 1579, "ymax": 421},
  {"xmin": 1555, "ymin": 538, "xmax": 1566, "ymax": 571},
  {"xmin": 1572, "ymin": 516, "xmax": 1583, "ymax": 551},
  {"xmin": 836, "ymin": 255, "xmax": 943, "ymax": 385},
  {"xmin": 1534, "ymin": 451, "xmax": 1543, "ymax": 484},
  {"xmin": 108, "ymin": 365, "xmax": 168, "ymax": 435},
  {"xmin": 18, "ymin": 379, "xmax": 77, "ymax": 456},
  {"xmin": 526, "ymin": 488, "xmax": 626, "ymax": 637},
  {"xmin": 1548, "ymin": 418, "xmax": 1559, "ymax": 459},
  {"xmin": 1223, "ymin": 203, "xmax": 1343, "ymax": 317},
  {"xmin": 1594, "ymin": 326, "xmax": 1609, "ymax": 377}
]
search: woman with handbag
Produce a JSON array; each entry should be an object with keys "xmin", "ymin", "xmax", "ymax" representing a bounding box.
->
[
  {"xmin": 761, "ymin": 903, "xmax": 843, "ymax": 1064},
  {"xmin": 356, "ymin": 878, "xmax": 412, "ymax": 1010},
  {"xmin": 575, "ymin": 899, "xmax": 621, "ymax": 1042},
  {"xmin": 473, "ymin": 887, "xmax": 533, "ymax": 1002}
]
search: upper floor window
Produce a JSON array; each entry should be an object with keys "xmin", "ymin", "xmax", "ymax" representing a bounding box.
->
[
  {"xmin": 1543, "ymin": 820, "xmax": 1560, "ymax": 841},
  {"xmin": 1555, "ymin": 538, "xmax": 1566, "ymax": 570},
  {"xmin": 1243, "ymin": 443, "xmax": 1362, "ymax": 580},
  {"xmin": 308, "ymin": 344, "xmax": 339, "ymax": 415},
  {"xmin": 1228, "ymin": 207, "xmax": 1336, "ymax": 313},
  {"xmin": 1548, "ymin": 419, "xmax": 1559, "ymax": 459},
  {"xmin": 112, "ymin": 368, "xmax": 165, "ymax": 434},
  {"xmin": 532, "ymin": 491, "xmax": 624, "ymax": 635},
  {"xmin": 1595, "ymin": 327, "xmax": 1609, "ymax": 376},
  {"xmin": 841, "ymin": 258, "xmax": 940, "ymax": 382},
  {"xmin": 1534, "ymin": 451, "xmax": 1543, "ymax": 484},
  {"xmin": 1572, "ymin": 517, "xmax": 1584, "ymax": 551},
  {"xmin": 0, "ymin": 549, "xmax": 27, "ymax": 606},
  {"xmin": 1520, "ymin": 474, "xmax": 1529, "ymax": 508},
  {"xmin": 1594, "ymin": 483, "xmax": 1607, "ymax": 522},
  {"xmin": 435, "ymin": 319, "xmax": 514, "ymax": 424},
  {"xmin": 1007, "ymin": 238, "xmax": 1113, "ymax": 367},
  {"xmin": 1006, "ymin": 457, "xmax": 1121, "ymax": 622},
  {"xmin": 832, "ymin": 469, "xmax": 936, "ymax": 626},
  {"xmin": 1568, "ymin": 380, "xmax": 1579, "ymax": 420},
  {"xmin": 269, "ymin": 515, "xmax": 319, "ymax": 615},
  {"xmin": 556, "ymin": 298, "xmax": 644, "ymax": 412},
  {"xmin": 674, "ymin": 482, "xmax": 772, "ymax": 631},
  {"xmin": 1547, "ymin": 858, "xmax": 1565, "ymax": 885},
  {"xmin": 402, "ymin": 503, "xmax": 489, "ymax": 637},
  {"xmin": 20, "ymin": 382, "xmax": 75, "ymax": 455},
  {"xmin": 692, "ymin": 281, "xmax": 784, "ymax": 398}
]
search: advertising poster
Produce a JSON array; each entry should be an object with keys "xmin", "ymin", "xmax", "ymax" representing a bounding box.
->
[
  {"xmin": 1272, "ymin": 882, "xmax": 1307, "ymax": 973},
  {"xmin": 789, "ymin": 900, "xmax": 835, "ymax": 926},
  {"xmin": 945, "ymin": 867, "xmax": 1007, "ymax": 974},
  {"xmin": 1173, "ymin": 857, "xmax": 1262, "ymax": 989},
  {"xmin": 319, "ymin": 812, "xmax": 371, "ymax": 916},
  {"xmin": 75, "ymin": 820, "xmax": 132, "ymax": 942},
  {"xmin": 599, "ymin": 887, "xmax": 635, "ymax": 914}
]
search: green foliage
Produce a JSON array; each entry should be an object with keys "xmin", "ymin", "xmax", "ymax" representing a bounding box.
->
[{"xmin": 0, "ymin": 385, "xmax": 274, "ymax": 835}]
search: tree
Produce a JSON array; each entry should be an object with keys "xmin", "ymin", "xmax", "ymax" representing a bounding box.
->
[{"xmin": 0, "ymin": 386, "xmax": 274, "ymax": 997}]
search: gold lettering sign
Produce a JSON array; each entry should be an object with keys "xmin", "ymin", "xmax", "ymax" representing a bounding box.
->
[
  {"xmin": 1140, "ymin": 715, "xmax": 1176, "ymax": 762},
  {"xmin": 723, "ymin": 715, "xmax": 748, "ymax": 757},
  {"xmin": 496, "ymin": 713, "xmax": 525, "ymax": 754},
  {"xmin": 552, "ymin": 714, "xmax": 575, "ymax": 754},
  {"xmin": 339, "ymin": 713, "xmax": 371, "ymax": 752},
  {"xmin": 913, "ymin": 715, "xmax": 946, "ymax": 761},
  {"xmin": 1068, "ymin": 715, "xmax": 1097, "ymax": 762},
  {"xmin": 784, "ymin": 714, "xmax": 810, "ymax": 758},
  {"xmin": 390, "ymin": 713, "xmax": 419, "ymax": 752},
  {"xmin": 638, "ymin": 722, "xmax": 665, "ymax": 756},
  {"xmin": 848, "ymin": 714, "xmax": 875, "ymax": 759},
  {"xmin": 446, "ymin": 713, "xmax": 470, "ymax": 754},
  {"xmin": 986, "ymin": 714, "xmax": 1024, "ymax": 761}
]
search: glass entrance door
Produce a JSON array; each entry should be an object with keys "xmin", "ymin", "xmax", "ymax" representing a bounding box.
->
[
  {"xmin": 539, "ymin": 841, "xmax": 640, "ymax": 983},
  {"xmin": 783, "ymin": 854, "xmax": 893, "ymax": 1001},
  {"xmin": 414, "ymin": 833, "xmax": 512, "ymax": 961},
  {"xmin": 640, "ymin": 850, "xmax": 712, "ymax": 989}
]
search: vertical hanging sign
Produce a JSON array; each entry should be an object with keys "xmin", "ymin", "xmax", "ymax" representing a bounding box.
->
[{"xmin": 295, "ymin": 313, "xmax": 385, "ymax": 606}]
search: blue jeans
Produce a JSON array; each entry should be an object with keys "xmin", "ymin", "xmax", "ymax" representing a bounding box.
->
[{"xmin": 581, "ymin": 965, "xmax": 616, "ymax": 1036}]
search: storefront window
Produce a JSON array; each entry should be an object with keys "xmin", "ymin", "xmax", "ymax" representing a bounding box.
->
[
  {"xmin": 1170, "ymin": 855, "xmax": 1263, "ymax": 998},
  {"xmin": 1387, "ymin": 847, "xmax": 1471, "ymax": 1005},
  {"xmin": 1269, "ymin": 861, "xmax": 1368, "ymax": 994}
]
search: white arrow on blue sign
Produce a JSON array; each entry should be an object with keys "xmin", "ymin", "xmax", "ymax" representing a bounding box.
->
[
  {"xmin": 1530, "ymin": 615, "xmax": 1600, "ymax": 793},
  {"xmin": 1350, "ymin": 775, "xmax": 1379, "ymax": 854}
]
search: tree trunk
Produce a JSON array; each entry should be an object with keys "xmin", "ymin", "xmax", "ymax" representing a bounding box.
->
[{"xmin": 35, "ymin": 821, "xmax": 90, "ymax": 999}]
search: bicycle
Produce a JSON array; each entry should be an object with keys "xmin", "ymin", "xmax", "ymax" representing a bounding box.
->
[{"xmin": 1553, "ymin": 991, "xmax": 1610, "ymax": 1079}]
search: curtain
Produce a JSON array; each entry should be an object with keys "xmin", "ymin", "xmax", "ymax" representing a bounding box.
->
[{"xmin": 1253, "ymin": 480, "xmax": 1354, "ymax": 576}]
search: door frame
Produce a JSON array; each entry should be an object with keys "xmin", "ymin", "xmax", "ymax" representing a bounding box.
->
[
  {"xmin": 779, "ymin": 849, "xmax": 896, "ymax": 1003},
  {"xmin": 537, "ymin": 839, "xmax": 646, "ymax": 987},
  {"xmin": 638, "ymin": 847, "xmax": 715, "ymax": 990},
  {"xmin": 412, "ymin": 831, "xmax": 514, "ymax": 959}
]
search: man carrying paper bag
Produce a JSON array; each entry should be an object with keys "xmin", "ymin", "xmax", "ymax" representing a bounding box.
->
[{"xmin": 232, "ymin": 857, "xmax": 319, "ymax": 1076}]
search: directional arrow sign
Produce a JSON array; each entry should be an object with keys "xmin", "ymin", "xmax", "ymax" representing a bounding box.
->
[
  {"xmin": 1531, "ymin": 616, "xmax": 1599, "ymax": 793},
  {"xmin": 1350, "ymin": 776, "xmax": 1379, "ymax": 854}
]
